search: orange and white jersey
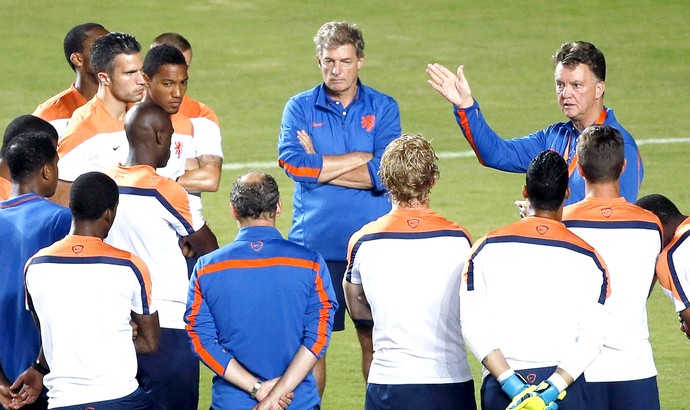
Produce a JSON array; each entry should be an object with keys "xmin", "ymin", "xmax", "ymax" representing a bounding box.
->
[
  {"xmin": 156, "ymin": 113, "xmax": 194, "ymax": 181},
  {"xmin": 346, "ymin": 208, "xmax": 473, "ymax": 385},
  {"xmin": 0, "ymin": 176, "xmax": 10, "ymax": 201},
  {"xmin": 461, "ymin": 216, "xmax": 609, "ymax": 381},
  {"xmin": 33, "ymin": 84, "xmax": 88, "ymax": 137},
  {"xmin": 563, "ymin": 197, "xmax": 662, "ymax": 382},
  {"xmin": 24, "ymin": 235, "xmax": 153, "ymax": 408},
  {"xmin": 179, "ymin": 96, "xmax": 223, "ymax": 160},
  {"xmin": 106, "ymin": 164, "xmax": 200, "ymax": 329},
  {"xmin": 57, "ymin": 97, "xmax": 128, "ymax": 182},
  {"xmin": 657, "ymin": 217, "xmax": 690, "ymax": 313}
]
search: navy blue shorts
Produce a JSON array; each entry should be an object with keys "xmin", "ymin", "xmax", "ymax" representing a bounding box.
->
[
  {"xmin": 53, "ymin": 387, "xmax": 154, "ymax": 409},
  {"xmin": 365, "ymin": 381, "xmax": 476, "ymax": 410},
  {"xmin": 481, "ymin": 366, "xmax": 588, "ymax": 410},
  {"xmin": 136, "ymin": 328, "xmax": 199, "ymax": 410},
  {"xmin": 326, "ymin": 260, "xmax": 347, "ymax": 332},
  {"xmin": 586, "ymin": 376, "xmax": 660, "ymax": 410}
]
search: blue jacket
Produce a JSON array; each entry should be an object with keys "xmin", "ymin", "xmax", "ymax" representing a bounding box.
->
[
  {"xmin": 453, "ymin": 100, "xmax": 643, "ymax": 205},
  {"xmin": 278, "ymin": 81, "xmax": 401, "ymax": 260},
  {"xmin": 185, "ymin": 226, "xmax": 338, "ymax": 410}
]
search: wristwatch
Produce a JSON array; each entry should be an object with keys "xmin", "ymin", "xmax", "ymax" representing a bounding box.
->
[{"xmin": 250, "ymin": 379, "xmax": 262, "ymax": 399}]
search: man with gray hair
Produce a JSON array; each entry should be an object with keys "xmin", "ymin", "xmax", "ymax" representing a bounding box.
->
[
  {"xmin": 278, "ymin": 21, "xmax": 401, "ymax": 395},
  {"xmin": 185, "ymin": 171, "xmax": 337, "ymax": 410}
]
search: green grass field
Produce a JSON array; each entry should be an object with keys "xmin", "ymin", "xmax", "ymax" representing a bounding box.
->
[{"xmin": 2, "ymin": 0, "xmax": 689, "ymax": 408}]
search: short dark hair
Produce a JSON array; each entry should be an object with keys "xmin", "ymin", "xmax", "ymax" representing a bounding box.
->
[
  {"xmin": 2, "ymin": 115, "xmax": 58, "ymax": 158},
  {"xmin": 63, "ymin": 22, "xmax": 106, "ymax": 71},
  {"xmin": 70, "ymin": 172, "xmax": 119, "ymax": 221},
  {"xmin": 577, "ymin": 125, "xmax": 624, "ymax": 184},
  {"xmin": 143, "ymin": 45, "xmax": 187, "ymax": 78},
  {"xmin": 636, "ymin": 194, "xmax": 683, "ymax": 226},
  {"xmin": 4, "ymin": 132, "xmax": 57, "ymax": 183},
  {"xmin": 151, "ymin": 32, "xmax": 191, "ymax": 52},
  {"xmin": 90, "ymin": 32, "xmax": 141, "ymax": 76},
  {"xmin": 553, "ymin": 41, "xmax": 606, "ymax": 82},
  {"xmin": 231, "ymin": 172, "xmax": 280, "ymax": 220},
  {"xmin": 526, "ymin": 150, "xmax": 569, "ymax": 211}
]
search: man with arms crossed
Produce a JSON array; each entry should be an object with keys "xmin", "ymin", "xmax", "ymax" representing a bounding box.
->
[
  {"xmin": 461, "ymin": 150, "xmax": 609, "ymax": 410},
  {"xmin": 185, "ymin": 171, "xmax": 336, "ymax": 410},
  {"xmin": 0, "ymin": 131, "xmax": 70, "ymax": 410},
  {"xmin": 53, "ymin": 32, "xmax": 145, "ymax": 206},
  {"xmin": 141, "ymin": 44, "xmax": 218, "ymax": 249},
  {"xmin": 427, "ymin": 41, "xmax": 642, "ymax": 206},
  {"xmin": 33, "ymin": 23, "xmax": 109, "ymax": 136},
  {"xmin": 278, "ymin": 21, "xmax": 400, "ymax": 394},
  {"xmin": 150, "ymin": 33, "xmax": 223, "ymax": 205},
  {"xmin": 19, "ymin": 172, "xmax": 159, "ymax": 410},
  {"xmin": 344, "ymin": 134, "xmax": 476, "ymax": 410},
  {"xmin": 105, "ymin": 102, "xmax": 217, "ymax": 410},
  {"xmin": 562, "ymin": 125, "xmax": 662, "ymax": 409}
]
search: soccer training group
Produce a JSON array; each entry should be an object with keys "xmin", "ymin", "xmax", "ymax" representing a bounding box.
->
[{"xmin": 0, "ymin": 19, "xmax": 688, "ymax": 410}]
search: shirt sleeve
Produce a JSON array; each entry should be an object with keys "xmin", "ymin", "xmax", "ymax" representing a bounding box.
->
[
  {"xmin": 453, "ymin": 100, "xmax": 547, "ymax": 172},
  {"xmin": 190, "ymin": 117, "xmax": 224, "ymax": 158},
  {"xmin": 656, "ymin": 238, "xmax": 690, "ymax": 312},
  {"xmin": 277, "ymin": 97, "xmax": 324, "ymax": 184},
  {"xmin": 367, "ymin": 98, "xmax": 401, "ymax": 192},
  {"xmin": 302, "ymin": 254, "xmax": 338, "ymax": 359},
  {"xmin": 185, "ymin": 267, "xmax": 235, "ymax": 377},
  {"xmin": 619, "ymin": 139, "xmax": 642, "ymax": 203}
]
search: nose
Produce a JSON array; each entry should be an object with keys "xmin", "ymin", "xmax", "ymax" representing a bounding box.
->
[
  {"xmin": 136, "ymin": 70, "xmax": 145, "ymax": 85},
  {"xmin": 172, "ymin": 84, "xmax": 181, "ymax": 98},
  {"xmin": 560, "ymin": 84, "xmax": 572, "ymax": 98},
  {"xmin": 331, "ymin": 62, "xmax": 341, "ymax": 76}
]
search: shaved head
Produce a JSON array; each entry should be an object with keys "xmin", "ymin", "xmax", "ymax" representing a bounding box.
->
[{"xmin": 124, "ymin": 102, "xmax": 173, "ymax": 168}]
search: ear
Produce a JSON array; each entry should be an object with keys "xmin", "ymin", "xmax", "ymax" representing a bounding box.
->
[
  {"xmin": 70, "ymin": 52, "xmax": 84, "ymax": 69},
  {"xmin": 522, "ymin": 184, "xmax": 528, "ymax": 200},
  {"xmin": 316, "ymin": 56, "xmax": 323, "ymax": 68},
  {"xmin": 143, "ymin": 73, "xmax": 152, "ymax": 87},
  {"xmin": 595, "ymin": 81, "xmax": 606, "ymax": 100},
  {"xmin": 103, "ymin": 207, "xmax": 116, "ymax": 225},
  {"xmin": 97, "ymin": 71, "xmax": 110, "ymax": 86},
  {"xmin": 564, "ymin": 187, "xmax": 571, "ymax": 200},
  {"xmin": 230, "ymin": 204, "xmax": 240, "ymax": 221},
  {"xmin": 41, "ymin": 163, "xmax": 53, "ymax": 182},
  {"xmin": 357, "ymin": 56, "xmax": 365, "ymax": 69},
  {"xmin": 275, "ymin": 199, "xmax": 283, "ymax": 217},
  {"xmin": 621, "ymin": 158, "xmax": 627, "ymax": 174},
  {"xmin": 155, "ymin": 129, "xmax": 164, "ymax": 145}
]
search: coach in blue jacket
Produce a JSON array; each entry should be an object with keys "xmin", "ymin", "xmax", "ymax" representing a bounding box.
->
[{"xmin": 427, "ymin": 41, "xmax": 642, "ymax": 206}]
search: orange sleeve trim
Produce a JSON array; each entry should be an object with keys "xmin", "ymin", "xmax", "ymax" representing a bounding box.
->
[
  {"xmin": 457, "ymin": 109, "xmax": 485, "ymax": 166},
  {"xmin": 185, "ymin": 278, "xmax": 227, "ymax": 376},
  {"xmin": 278, "ymin": 159, "xmax": 320, "ymax": 179}
]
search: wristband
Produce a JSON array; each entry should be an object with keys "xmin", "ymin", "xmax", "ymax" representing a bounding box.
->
[
  {"xmin": 352, "ymin": 319, "xmax": 374, "ymax": 329},
  {"xmin": 249, "ymin": 379, "xmax": 262, "ymax": 399},
  {"xmin": 31, "ymin": 360, "xmax": 49, "ymax": 376}
]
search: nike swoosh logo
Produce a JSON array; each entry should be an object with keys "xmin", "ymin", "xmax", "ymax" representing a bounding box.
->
[
  {"xmin": 112, "ymin": 146, "xmax": 120, "ymax": 151},
  {"xmin": 312, "ymin": 122, "xmax": 325, "ymax": 127}
]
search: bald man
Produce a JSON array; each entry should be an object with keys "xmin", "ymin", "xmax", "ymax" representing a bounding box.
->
[{"xmin": 105, "ymin": 102, "xmax": 217, "ymax": 410}]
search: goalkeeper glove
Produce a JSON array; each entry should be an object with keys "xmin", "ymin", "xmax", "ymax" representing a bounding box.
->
[
  {"xmin": 506, "ymin": 380, "xmax": 567, "ymax": 410},
  {"xmin": 500, "ymin": 372, "xmax": 532, "ymax": 400}
]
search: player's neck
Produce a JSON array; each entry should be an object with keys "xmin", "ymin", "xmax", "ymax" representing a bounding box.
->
[
  {"xmin": 528, "ymin": 208, "xmax": 563, "ymax": 222},
  {"xmin": 393, "ymin": 201, "xmax": 430, "ymax": 210},
  {"xmin": 10, "ymin": 181, "xmax": 50, "ymax": 199},
  {"xmin": 74, "ymin": 73, "xmax": 99, "ymax": 102},
  {"xmin": 584, "ymin": 182, "xmax": 621, "ymax": 199},
  {"xmin": 97, "ymin": 87, "xmax": 129, "ymax": 121}
]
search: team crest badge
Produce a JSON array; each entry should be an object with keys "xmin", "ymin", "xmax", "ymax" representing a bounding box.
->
[
  {"xmin": 361, "ymin": 115, "xmax": 376, "ymax": 132},
  {"xmin": 71, "ymin": 245, "xmax": 84, "ymax": 254},
  {"xmin": 525, "ymin": 373, "xmax": 537, "ymax": 383},
  {"xmin": 536, "ymin": 225, "xmax": 549, "ymax": 235},
  {"xmin": 174, "ymin": 141, "xmax": 183, "ymax": 158},
  {"xmin": 250, "ymin": 241, "xmax": 264, "ymax": 252},
  {"xmin": 407, "ymin": 218, "xmax": 420, "ymax": 229},
  {"xmin": 601, "ymin": 208, "xmax": 613, "ymax": 218}
]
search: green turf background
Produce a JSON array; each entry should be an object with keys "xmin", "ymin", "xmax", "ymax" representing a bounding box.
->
[{"xmin": 2, "ymin": 0, "xmax": 688, "ymax": 408}]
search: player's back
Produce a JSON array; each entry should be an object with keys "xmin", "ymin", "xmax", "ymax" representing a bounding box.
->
[
  {"xmin": 563, "ymin": 197, "xmax": 661, "ymax": 381},
  {"xmin": 461, "ymin": 216, "xmax": 609, "ymax": 375},
  {"xmin": 24, "ymin": 235, "xmax": 151, "ymax": 408},
  {"xmin": 347, "ymin": 208, "xmax": 473, "ymax": 384}
]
